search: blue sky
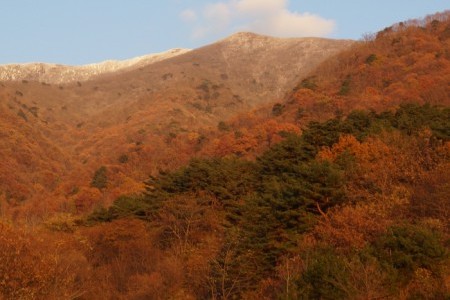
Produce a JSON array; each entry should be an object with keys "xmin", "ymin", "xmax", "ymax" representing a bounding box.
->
[{"xmin": 0, "ymin": 0, "xmax": 448, "ymax": 65}]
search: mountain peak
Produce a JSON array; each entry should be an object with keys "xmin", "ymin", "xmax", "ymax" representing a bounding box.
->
[
  {"xmin": 222, "ymin": 32, "xmax": 270, "ymax": 42},
  {"xmin": 81, "ymin": 48, "xmax": 191, "ymax": 72}
]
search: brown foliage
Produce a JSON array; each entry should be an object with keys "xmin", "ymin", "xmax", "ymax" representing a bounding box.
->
[
  {"xmin": 281, "ymin": 12, "xmax": 450, "ymax": 122},
  {"xmin": 201, "ymin": 119, "xmax": 300, "ymax": 158},
  {"xmin": 318, "ymin": 131, "xmax": 447, "ymax": 202},
  {"xmin": 312, "ymin": 198, "xmax": 402, "ymax": 250},
  {"xmin": 315, "ymin": 130, "xmax": 449, "ymax": 251},
  {"xmin": 410, "ymin": 162, "xmax": 450, "ymax": 229},
  {"xmin": 0, "ymin": 223, "xmax": 87, "ymax": 299},
  {"xmin": 80, "ymin": 218, "xmax": 162, "ymax": 297}
]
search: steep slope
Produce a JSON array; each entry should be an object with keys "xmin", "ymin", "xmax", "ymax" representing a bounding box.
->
[
  {"xmin": 1, "ymin": 12, "xmax": 449, "ymax": 300},
  {"xmin": 1, "ymin": 33, "xmax": 353, "ymax": 128},
  {"xmin": 64, "ymin": 33, "xmax": 353, "ymax": 184},
  {"xmin": 279, "ymin": 11, "xmax": 450, "ymax": 122},
  {"xmin": 197, "ymin": 11, "xmax": 450, "ymax": 158},
  {"xmin": 0, "ymin": 32, "xmax": 353, "ymax": 218},
  {"xmin": 0, "ymin": 86, "xmax": 75, "ymax": 216}
]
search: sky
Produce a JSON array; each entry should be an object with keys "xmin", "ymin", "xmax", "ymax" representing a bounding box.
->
[{"xmin": 0, "ymin": 0, "xmax": 448, "ymax": 65}]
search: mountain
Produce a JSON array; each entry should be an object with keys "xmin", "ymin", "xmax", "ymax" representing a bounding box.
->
[
  {"xmin": 1, "ymin": 33, "xmax": 353, "ymax": 126},
  {"xmin": 253, "ymin": 11, "xmax": 450, "ymax": 125},
  {"xmin": 1, "ymin": 12, "xmax": 449, "ymax": 300},
  {"xmin": 196, "ymin": 11, "xmax": 450, "ymax": 158},
  {"xmin": 70, "ymin": 32, "xmax": 354, "ymax": 129},
  {"xmin": 0, "ymin": 48, "xmax": 190, "ymax": 84},
  {"xmin": 0, "ymin": 32, "xmax": 353, "ymax": 217}
]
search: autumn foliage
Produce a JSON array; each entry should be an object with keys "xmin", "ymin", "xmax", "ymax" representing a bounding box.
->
[{"xmin": 1, "ymin": 11, "xmax": 450, "ymax": 299}]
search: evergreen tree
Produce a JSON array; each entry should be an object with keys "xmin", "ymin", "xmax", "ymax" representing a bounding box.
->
[{"xmin": 91, "ymin": 166, "xmax": 108, "ymax": 190}]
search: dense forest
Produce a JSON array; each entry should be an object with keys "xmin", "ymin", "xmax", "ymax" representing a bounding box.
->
[{"xmin": 1, "ymin": 12, "xmax": 449, "ymax": 299}]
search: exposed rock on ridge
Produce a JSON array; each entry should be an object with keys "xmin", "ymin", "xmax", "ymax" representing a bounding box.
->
[{"xmin": 0, "ymin": 48, "xmax": 190, "ymax": 84}]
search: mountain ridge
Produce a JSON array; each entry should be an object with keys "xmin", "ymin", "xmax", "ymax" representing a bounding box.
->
[
  {"xmin": 0, "ymin": 48, "xmax": 191, "ymax": 84},
  {"xmin": 0, "ymin": 12, "xmax": 449, "ymax": 300},
  {"xmin": 0, "ymin": 32, "xmax": 355, "ymax": 85},
  {"xmin": 0, "ymin": 31, "xmax": 354, "ymax": 210}
]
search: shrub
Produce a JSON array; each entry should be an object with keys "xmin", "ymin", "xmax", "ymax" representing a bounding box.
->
[
  {"xmin": 17, "ymin": 109, "xmax": 28, "ymax": 121},
  {"xmin": 299, "ymin": 77, "xmax": 318, "ymax": 90},
  {"xmin": 299, "ymin": 250, "xmax": 351, "ymax": 299},
  {"xmin": 218, "ymin": 121, "xmax": 230, "ymax": 131},
  {"xmin": 109, "ymin": 195, "xmax": 151, "ymax": 219},
  {"xmin": 118, "ymin": 154, "xmax": 129, "ymax": 163},
  {"xmin": 365, "ymin": 54, "xmax": 377, "ymax": 64},
  {"xmin": 91, "ymin": 166, "xmax": 108, "ymax": 190},
  {"xmin": 339, "ymin": 76, "xmax": 351, "ymax": 95},
  {"xmin": 271, "ymin": 103, "xmax": 284, "ymax": 116},
  {"xmin": 373, "ymin": 224, "xmax": 447, "ymax": 275}
]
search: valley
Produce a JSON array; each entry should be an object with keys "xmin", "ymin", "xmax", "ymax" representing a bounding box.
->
[{"xmin": 0, "ymin": 11, "xmax": 449, "ymax": 299}]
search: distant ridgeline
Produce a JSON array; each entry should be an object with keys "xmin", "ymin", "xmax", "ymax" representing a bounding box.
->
[{"xmin": 0, "ymin": 48, "xmax": 190, "ymax": 84}]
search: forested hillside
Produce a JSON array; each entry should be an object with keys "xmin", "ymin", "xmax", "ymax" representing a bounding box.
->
[
  {"xmin": 0, "ymin": 11, "xmax": 449, "ymax": 300},
  {"xmin": 0, "ymin": 35, "xmax": 352, "ymax": 221},
  {"xmin": 287, "ymin": 10, "xmax": 450, "ymax": 119},
  {"xmin": 200, "ymin": 11, "xmax": 450, "ymax": 159}
]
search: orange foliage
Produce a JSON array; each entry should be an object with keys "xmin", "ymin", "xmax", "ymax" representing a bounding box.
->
[
  {"xmin": 410, "ymin": 162, "xmax": 450, "ymax": 226},
  {"xmin": 201, "ymin": 119, "xmax": 300, "ymax": 158},
  {"xmin": 318, "ymin": 130, "xmax": 447, "ymax": 203},
  {"xmin": 312, "ymin": 199, "xmax": 400, "ymax": 250},
  {"xmin": 0, "ymin": 223, "xmax": 88, "ymax": 299},
  {"xmin": 73, "ymin": 187, "xmax": 102, "ymax": 213},
  {"xmin": 280, "ymin": 12, "xmax": 450, "ymax": 123},
  {"xmin": 314, "ymin": 130, "xmax": 449, "ymax": 251}
]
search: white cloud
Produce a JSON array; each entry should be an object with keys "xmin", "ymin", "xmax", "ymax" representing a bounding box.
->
[
  {"xmin": 191, "ymin": 3, "xmax": 232, "ymax": 39},
  {"xmin": 180, "ymin": 0, "xmax": 335, "ymax": 39},
  {"xmin": 204, "ymin": 3, "xmax": 231, "ymax": 29},
  {"xmin": 235, "ymin": 0, "xmax": 286, "ymax": 17},
  {"xmin": 192, "ymin": 27, "xmax": 210, "ymax": 39},
  {"xmin": 180, "ymin": 9, "xmax": 197, "ymax": 22},
  {"xmin": 251, "ymin": 10, "xmax": 335, "ymax": 37}
]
